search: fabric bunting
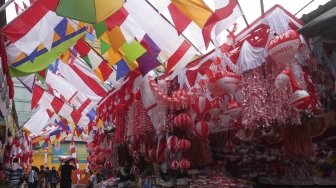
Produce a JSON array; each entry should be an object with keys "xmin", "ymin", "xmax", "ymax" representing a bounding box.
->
[
  {"xmin": 23, "ymin": 108, "xmax": 56, "ymax": 136},
  {"xmin": 31, "ymin": 85, "xmax": 90, "ymax": 128},
  {"xmin": 57, "ymin": 57, "xmax": 107, "ymax": 103},
  {"xmin": 74, "ymin": 39, "xmax": 113, "ymax": 81},
  {"xmin": 45, "ymin": 70, "xmax": 96, "ymax": 116},
  {"xmin": 168, "ymin": 3, "xmax": 192, "ymax": 35},
  {"xmin": 137, "ymin": 52, "xmax": 161, "ymax": 76},
  {"xmin": 3, "ymin": 0, "xmax": 86, "ymax": 76}
]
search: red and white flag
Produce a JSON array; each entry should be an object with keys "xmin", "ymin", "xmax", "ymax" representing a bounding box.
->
[{"xmin": 31, "ymin": 85, "xmax": 90, "ymax": 128}]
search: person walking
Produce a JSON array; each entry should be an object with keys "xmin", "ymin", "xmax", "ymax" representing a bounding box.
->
[
  {"xmin": 44, "ymin": 167, "xmax": 50, "ymax": 188},
  {"xmin": 27, "ymin": 165, "xmax": 36, "ymax": 188},
  {"xmin": 60, "ymin": 159, "xmax": 76, "ymax": 188},
  {"xmin": 49, "ymin": 166, "xmax": 59, "ymax": 188},
  {"xmin": 6, "ymin": 158, "xmax": 23, "ymax": 188},
  {"xmin": 37, "ymin": 165, "xmax": 45, "ymax": 188},
  {"xmin": 86, "ymin": 171, "xmax": 97, "ymax": 188}
]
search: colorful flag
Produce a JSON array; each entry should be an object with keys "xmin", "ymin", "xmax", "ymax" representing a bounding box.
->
[
  {"xmin": 3, "ymin": 0, "xmax": 86, "ymax": 77},
  {"xmin": 168, "ymin": 3, "xmax": 192, "ymax": 35},
  {"xmin": 136, "ymin": 52, "xmax": 161, "ymax": 76},
  {"xmin": 74, "ymin": 39, "xmax": 113, "ymax": 81},
  {"xmin": 171, "ymin": 0, "xmax": 212, "ymax": 28}
]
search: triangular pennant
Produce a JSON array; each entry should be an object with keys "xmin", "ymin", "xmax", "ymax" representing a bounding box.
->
[
  {"xmin": 137, "ymin": 52, "xmax": 161, "ymax": 76},
  {"xmin": 100, "ymin": 39, "xmax": 110, "ymax": 54},
  {"xmin": 116, "ymin": 59, "xmax": 130, "ymax": 80},
  {"xmin": 93, "ymin": 22, "xmax": 107, "ymax": 38},
  {"xmin": 107, "ymin": 26, "xmax": 126, "ymax": 51},
  {"xmin": 66, "ymin": 22, "xmax": 76, "ymax": 36},
  {"xmin": 107, "ymin": 48, "xmax": 122, "ymax": 66}
]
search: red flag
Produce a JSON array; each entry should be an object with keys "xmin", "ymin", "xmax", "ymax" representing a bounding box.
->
[
  {"xmin": 168, "ymin": 3, "xmax": 192, "ymax": 35},
  {"xmin": 14, "ymin": 2, "xmax": 23, "ymax": 15}
]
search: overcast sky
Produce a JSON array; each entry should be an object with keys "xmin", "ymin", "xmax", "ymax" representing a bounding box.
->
[{"xmin": 6, "ymin": 0, "xmax": 331, "ymax": 23}]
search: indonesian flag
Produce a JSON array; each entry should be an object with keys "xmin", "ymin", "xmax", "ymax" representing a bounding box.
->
[
  {"xmin": 31, "ymin": 85, "xmax": 90, "ymax": 128},
  {"xmin": 70, "ymin": 140, "xmax": 81, "ymax": 181},
  {"xmin": 202, "ymin": 0, "xmax": 243, "ymax": 48},
  {"xmin": 45, "ymin": 70, "xmax": 96, "ymax": 116}
]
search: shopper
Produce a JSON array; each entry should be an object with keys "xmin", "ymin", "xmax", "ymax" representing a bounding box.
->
[
  {"xmin": 6, "ymin": 158, "xmax": 23, "ymax": 188},
  {"xmin": 49, "ymin": 166, "xmax": 59, "ymax": 188},
  {"xmin": 44, "ymin": 167, "xmax": 50, "ymax": 188},
  {"xmin": 86, "ymin": 171, "xmax": 97, "ymax": 188},
  {"xmin": 27, "ymin": 165, "xmax": 36, "ymax": 188},
  {"xmin": 60, "ymin": 159, "xmax": 76, "ymax": 188},
  {"xmin": 37, "ymin": 165, "xmax": 45, "ymax": 188},
  {"xmin": 118, "ymin": 161, "xmax": 133, "ymax": 188}
]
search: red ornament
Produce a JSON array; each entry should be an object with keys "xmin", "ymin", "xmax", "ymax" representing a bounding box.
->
[
  {"xmin": 290, "ymin": 90, "xmax": 311, "ymax": 110},
  {"xmin": 167, "ymin": 136, "xmax": 179, "ymax": 153},
  {"xmin": 268, "ymin": 30, "xmax": 300, "ymax": 64},
  {"xmin": 171, "ymin": 160, "xmax": 179, "ymax": 170},
  {"xmin": 288, "ymin": 70, "xmax": 311, "ymax": 110},
  {"xmin": 224, "ymin": 98, "xmax": 242, "ymax": 119},
  {"xmin": 216, "ymin": 71, "xmax": 242, "ymax": 95},
  {"xmin": 177, "ymin": 139, "xmax": 191, "ymax": 151},
  {"xmin": 174, "ymin": 113, "xmax": 191, "ymax": 129},
  {"xmin": 192, "ymin": 95, "xmax": 212, "ymax": 114},
  {"xmin": 194, "ymin": 122, "xmax": 209, "ymax": 137},
  {"xmin": 179, "ymin": 159, "xmax": 191, "ymax": 170}
]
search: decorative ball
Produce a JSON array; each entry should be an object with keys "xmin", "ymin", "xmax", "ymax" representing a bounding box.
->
[
  {"xmin": 167, "ymin": 136, "xmax": 179, "ymax": 153},
  {"xmin": 268, "ymin": 30, "xmax": 300, "ymax": 64},
  {"xmin": 171, "ymin": 160, "xmax": 179, "ymax": 170},
  {"xmin": 177, "ymin": 139, "xmax": 191, "ymax": 151},
  {"xmin": 174, "ymin": 113, "xmax": 192, "ymax": 129},
  {"xmin": 216, "ymin": 71, "xmax": 242, "ymax": 95},
  {"xmin": 194, "ymin": 122, "xmax": 209, "ymax": 137},
  {"xmin": 191, "ymin": 95, "xmax": 212, "ymax": 114},
  {"xmin": 179, "ymin": 159, "xmax": 191, "ymax": 170}
]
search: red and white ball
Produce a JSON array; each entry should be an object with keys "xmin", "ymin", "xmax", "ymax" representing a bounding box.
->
[
  {"xmin": 174, "ymin": 113, "xmax": 192, "ymax": 129},
  {"xmin": 216, "ymin": 71, "xmax": 242, "ymax": 95},
  {"xmin": 194, "ymin": 121, "xmax": 209, "ymax": 137},
  {"xmin": 171, "ymin": 160, "xmax": 179, "ymax": 170},
  {"xmin": 268, "ymin": 30, "xmax": 300, "ymax": 64},
  {"xmin": 179, "ymin": 159, "xmax": 191, "ymax": 170},
  {"xmin": 167, "ymin": 136, "xmax": 179, "ymax": 153},
  {"xmin": 177, "ymin": 139, "xmax": 191, "ymax": 151},
  {"xmin": 192, "ymin": 95, "xmax": 212, "ymax": 114}
]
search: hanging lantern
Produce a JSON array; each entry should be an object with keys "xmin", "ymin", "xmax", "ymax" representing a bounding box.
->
[
  {"xmin": 174, "ymin": 113, "xmax": 192, "ymax": 129},
  {"xmin": 216, "ymin": 71, "xmax": 242, "ymax": 95},
  {"xmin": 224, "ymin": 98, "xmax": 242, "ymax": 119},
  {"xmin": 167, "ymin": 136, "xmax": 179, "ymax": 153},
  {"xmin": 179, "ymin": 159, "xmax": 191, "ymax": 170},
  {"xmin": 191, "ymin": 95, "xmax": 212, "ymax": 114},
  {"xmin": 177, "ymin": 139, "xmax": 191, "ymax": 151},
  {"xmin": 171, "ymin": 160, "xmax": 179, "ymax": 170},
  {"xmin": 172, "ymin": 89, "xmax": 190, "ymax": 108},
  {"xmin": 268, "ymin": 30, "xmax": 300, "ymax": 64},
  {"xmin": 275, "ymin": 69, "xmax": 291, "ymax": 89},
  {"xmin": 194, "ymin": 122, "xmax": 209, "ymax": 137}
]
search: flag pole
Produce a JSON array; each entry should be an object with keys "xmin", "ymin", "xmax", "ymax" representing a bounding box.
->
[
  {"xmin": 235, "ymin": 0, "xmax": 249, "ymax": 27},
  {"xmin": 0, "ymin": 0, "xmax": 13, "ymax": 13},
  {"xmin": 260, "ymin": 0, "xmax": 265, "ymax": 15},
  {"xmin": 295, "ymin": 0, "xmax": 314, "ymax": 16},
  {"xmin": 144, "ymin": 0, "xmax": 203, "ymax": 55}
]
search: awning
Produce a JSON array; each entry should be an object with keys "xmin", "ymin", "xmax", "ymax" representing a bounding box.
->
[{"xmin": 299, "ymin": 6, "xmax": 336, "ymax": 39}]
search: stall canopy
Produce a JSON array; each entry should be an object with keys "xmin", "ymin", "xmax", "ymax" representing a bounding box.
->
[{"xmin": 299, "ymin": 6, "xmax": 336, "ymax": 40}]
